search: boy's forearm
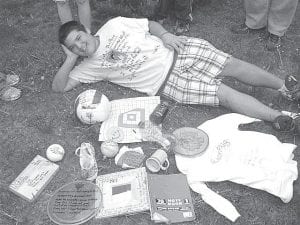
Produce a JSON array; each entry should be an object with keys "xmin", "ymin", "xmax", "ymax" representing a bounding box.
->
[
  {"xmin": 148, "ymin": 20, "xmax": 186, "ymax": 53},
  {"xmin": 148, "ymin": 20, "xmax": 170, "ymax": 40},
  {"xmin": 52, "ymin": 57, "xmax": 77, "ymax": 92}
]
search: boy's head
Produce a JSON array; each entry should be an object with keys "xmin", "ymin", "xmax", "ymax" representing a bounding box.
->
[{"xmin": 58, "ymin": 21, "xmax": 99, "ymax": 57}]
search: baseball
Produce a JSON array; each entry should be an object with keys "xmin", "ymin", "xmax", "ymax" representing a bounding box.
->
[{"xmin": 46, "ymin": 144, "xmax": 65, "ymax": 162}]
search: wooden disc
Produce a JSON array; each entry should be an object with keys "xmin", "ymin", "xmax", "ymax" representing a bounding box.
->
[{"xmin": 172, "ymin": 127, "xmax": 209, "ymax": 157}]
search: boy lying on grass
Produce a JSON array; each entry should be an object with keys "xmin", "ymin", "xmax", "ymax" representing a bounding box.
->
[{"xmin": 52, "ymin": 17, "xmax": 300, "ymax": 133}]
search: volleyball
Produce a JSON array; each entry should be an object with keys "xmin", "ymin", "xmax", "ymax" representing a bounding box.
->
[{"xmin": 75, "ymin": 89, "xmax": 111, "ymax": 124}]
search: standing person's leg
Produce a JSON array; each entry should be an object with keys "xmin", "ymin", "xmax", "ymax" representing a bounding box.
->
[
  {"xmin": 266, "ymin": 0, "xmax": 298, "ymax": 50},
  {"xmin": 231, "ymin": 0, "xmax": 269, "ymax": 34},
  {"xmin": 268, "ymin": 0, "xmax": 298, "ymax": 37},
  {"xmin": 56, "ymin": 0, "xmax": 73, "ymax": 24},
  {"xmin": 244, "ymin": 0, "xmax": 269, "ymax": 29},
  {"xmin": 76, "ymin": 0, "xmax": 91, "ymax": 33},
  {"xmin": 174, "ymin": 0, "xmax": 193, "ymax": 35}
]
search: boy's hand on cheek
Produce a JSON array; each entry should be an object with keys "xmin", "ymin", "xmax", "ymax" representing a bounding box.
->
[
  {"xmin": 162, "ymin": 33, "xmax": 187, "ymax": 53},
  {"xmin": 61, "ymin": 45, "xmax": 78, "ymax": 61}
]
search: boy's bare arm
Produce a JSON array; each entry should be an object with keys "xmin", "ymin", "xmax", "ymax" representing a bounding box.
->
[
  {"xmin": 148, "ymin": 20, "xmax": 169, "ymax": 38},
  {"xmin": 52, "ymin": 46, "xmax": 80, "ymax": 92},
  {"xmin": 148, "ymin": 20, "xmax": 187, "ymax": 52}
]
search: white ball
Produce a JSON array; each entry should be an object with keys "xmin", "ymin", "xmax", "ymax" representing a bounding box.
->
[
  {"xmin": 100, "ymin": 141, "xmax": 119, "ymax": 159},
  {"xmin": 46, "ymin": 144, "xmax": 65, "ymax": 162},
  {"xmin": 75, "ymin": 90, "xmax": 111, "ymax": 125}
]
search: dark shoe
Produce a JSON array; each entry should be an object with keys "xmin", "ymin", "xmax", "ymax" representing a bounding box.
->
[
  {"xmin": 280, "ymin": 75, "xmax": 300, "ymax": 101},
  {"xmin": 175, "ymin": 20, "xmax": 190, "ymax": 35},
  {"xmin": 231, "ymin": 23, "xmax": 255, "ymax": 34},
  {"xmin": 272, "ymin": 115, "xmax": 295, "ymax": 132},
  {"xmin": 266, "ymin": 33, "xmax": 281, "ymax": 51}
]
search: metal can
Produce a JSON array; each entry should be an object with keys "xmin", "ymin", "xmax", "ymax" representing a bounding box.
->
[{"xmin": 150, "ymin": 101, "xmax": 170, "ymax": 125}]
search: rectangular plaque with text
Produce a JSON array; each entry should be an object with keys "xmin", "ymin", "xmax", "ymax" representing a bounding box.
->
[{"xmin": 9, "ymin": 155, "xmax": 59, "ymax": 202}]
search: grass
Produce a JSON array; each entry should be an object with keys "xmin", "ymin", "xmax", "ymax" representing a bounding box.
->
[{"xmin": 0, "ymin": 0, "xmax": 299, "ymax": 224}]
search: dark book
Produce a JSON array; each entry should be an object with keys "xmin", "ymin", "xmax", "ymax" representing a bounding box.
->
[{"xmin": 147, "ymin": 173, "xmax": 196, "ymax": 224}]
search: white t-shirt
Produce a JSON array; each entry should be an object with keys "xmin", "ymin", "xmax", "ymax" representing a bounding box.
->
[
  {"xmin": 69, "ymin": 17, "xmax": 174, "ymax": 96},
  {"xmin": 175, "ymin": 113, "xmax": 298, "ymax": 203}
]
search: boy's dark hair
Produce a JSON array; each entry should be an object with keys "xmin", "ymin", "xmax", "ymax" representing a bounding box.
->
[{"xmin": 58, "ymin": 21, "xmax": 86, "ymax": 45}]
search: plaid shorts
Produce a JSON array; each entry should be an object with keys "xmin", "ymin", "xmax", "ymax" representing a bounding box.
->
[{"xmin": 162, "ymin": 38, "xmax": 230, "ymax": 106}]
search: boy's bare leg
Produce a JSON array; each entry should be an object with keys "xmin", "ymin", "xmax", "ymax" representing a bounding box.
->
[
  {"xmin": 219, "ymin": 57, "xmax": 284, "ymax": 90},
  {"xmin": 76, "ymin": 0, "xmax": 91, "ymax": 32},
  {"xmin": 56, "ymin": 1, "xmax": 73, "ymax": 24},
  {"xmin": 217, "ymin": 83, "xmax": 282, "ymax": 122}
]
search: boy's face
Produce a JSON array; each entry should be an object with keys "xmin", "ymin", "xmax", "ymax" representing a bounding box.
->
[{"xmin": 64, "ymin": 30, "xmax": 99, "ymax": 57}]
